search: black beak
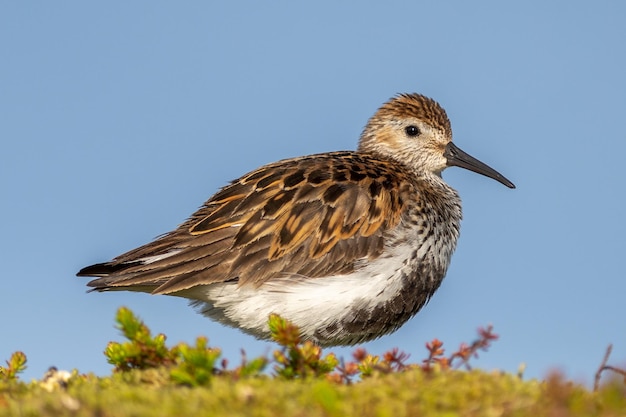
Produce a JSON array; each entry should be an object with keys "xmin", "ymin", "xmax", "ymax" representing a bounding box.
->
[{"xmin": 444, "ymin": 142, "xmax": 515, "ymax": 189}]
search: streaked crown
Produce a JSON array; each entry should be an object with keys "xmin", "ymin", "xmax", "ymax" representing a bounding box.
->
[{"xmin": 358, "ymin": 93, "xmax": 453, "ymax": 174}]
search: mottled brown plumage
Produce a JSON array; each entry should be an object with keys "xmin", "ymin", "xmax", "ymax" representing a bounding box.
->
[
  {"xmin": 85, "ymin": 152, "xmax": 412, "ymax": 293},
  {"xmin": 78, "ymin": 93, "xmax": 514, "ymax": 346}
]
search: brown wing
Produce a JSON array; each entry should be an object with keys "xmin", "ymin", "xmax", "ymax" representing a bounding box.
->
[{"xmin": 81, "ymin": 152, "xmax": 411, "ymax": 294}]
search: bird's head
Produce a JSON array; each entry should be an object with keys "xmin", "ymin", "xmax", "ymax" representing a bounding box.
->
[{"xmin": 359, "ymin": 93, "xmax": 515, "ymax": 189}]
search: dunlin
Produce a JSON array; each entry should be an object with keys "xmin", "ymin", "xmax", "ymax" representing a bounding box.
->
[{"xmin": 78, "ymin": 93, "xmax": 515, "ymax": 346}]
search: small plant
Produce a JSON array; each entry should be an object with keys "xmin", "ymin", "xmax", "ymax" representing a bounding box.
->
[
  {"xmin": 227, "ymin": 350, "xmax": 268, "ymax": 380},
  {"xmin": 105, "ymin": 307, "xmax": 267, "ymax": 386},
  {"xmin": 105, "ymin": 307, "xmax": 177, "ymax": 371},
  {"xmin": 327, "ymin": 326, "xmax": 498, "ymax": 383},
  {"xmin": 422, "ymin": 325, "xmax": 498, "ymax": 372},
  {"xmin": 337, "ymin": 347, "xmax": 411, "ymax": 381},
  {"xmin": 0, "ymin": 351, "xmax": 27, "ymax": 381},
  {"xmin": 594, "ymin": 344, "xmax": 626, "ymax": 391},
  {"xmin": 169, "ymin": 336, "xmax": 221, "ymax": 386},
  {"xmin": 269, "ymin": 314, "xmax": 339, "ymax": 379}
]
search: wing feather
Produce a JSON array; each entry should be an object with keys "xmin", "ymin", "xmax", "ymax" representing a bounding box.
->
[{"xmin": 82, "ymin": 152, "xmax": 414, "ymax": 294}]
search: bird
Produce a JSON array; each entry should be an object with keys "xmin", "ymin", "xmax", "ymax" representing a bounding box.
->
[{"xmin": 77, "ymin": 93, "xmax": 515, "ymax": 346}]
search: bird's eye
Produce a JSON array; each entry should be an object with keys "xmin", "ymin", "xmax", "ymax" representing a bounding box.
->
[{"xmin": 405, "ymin": 125, "xmax": 420, "ymax": 137}]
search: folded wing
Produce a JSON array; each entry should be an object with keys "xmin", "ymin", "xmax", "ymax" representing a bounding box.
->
[{"xmin": 78, "ymin": 152, "xmax": 411, "ymax": 294}]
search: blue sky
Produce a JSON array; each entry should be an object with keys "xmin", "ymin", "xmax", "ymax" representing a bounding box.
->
[{"xmin": 2, "ymin": 2, "xmax": 625, "ymax": 384}]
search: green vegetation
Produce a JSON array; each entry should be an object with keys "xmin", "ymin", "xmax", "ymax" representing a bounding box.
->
[
  {"xmin": 0, "ymin": 351, "xmax": 26, "ymax": 381},
  {"xmin": 1, "ymin": 307, "xmax": 624, "ymax": 416}
]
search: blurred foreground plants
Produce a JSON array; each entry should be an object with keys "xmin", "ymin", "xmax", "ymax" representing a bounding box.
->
[
  {"xmin": 103, "ymin": 307, "xmax": 500, "ymax": 385},
  {"xmin": 0, "ymin": 352, "xmax": 26, "ymax": 381},
  {"xmin": 2, "ymin": 308, "xmax": 626, "ymax": 416},
  {"xmin": 104, "ymin": 307, "xmax": 266, "ymax": 386}
]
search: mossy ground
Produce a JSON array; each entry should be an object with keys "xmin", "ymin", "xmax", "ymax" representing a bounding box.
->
[
  {"xmin": 2, "ymin": 308, "xmax": 624, "ymax": 417},
  {"xmin": 2, "ymin": 368, "xmax": 626, "ymax": 417}
]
